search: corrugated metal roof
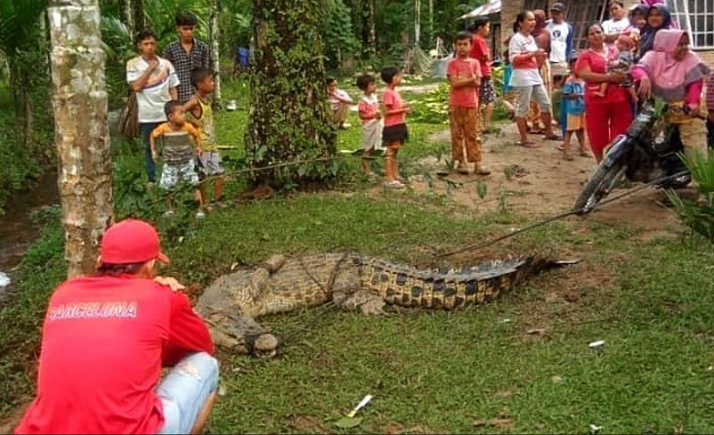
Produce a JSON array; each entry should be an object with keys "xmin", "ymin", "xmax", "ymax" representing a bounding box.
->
[{"xmin": 460, "ymin": 0, "xmax": 502, "ymax": 19}]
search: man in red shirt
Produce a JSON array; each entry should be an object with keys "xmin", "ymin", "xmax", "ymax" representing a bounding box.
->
[
  {"xmin": 469, "ymin": 17, "xmax": 496, "ymax": 135},
  {"xmin": 15, "ymin": 219, "xmax": 219, "ymax": 434}
]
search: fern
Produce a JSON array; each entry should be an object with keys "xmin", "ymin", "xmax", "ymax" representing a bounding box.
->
[{"xmin": 667, "ymin": 149, "xmax": 714, "ymax": 242}]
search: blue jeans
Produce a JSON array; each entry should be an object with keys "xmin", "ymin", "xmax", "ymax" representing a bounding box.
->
[
  {"xmin": 140, "ymin": 122, "xmax": 162, "ymax": 183},
  {"xmin": 158, "ymin": 352, "xmax": 219, "ymax": 434}
]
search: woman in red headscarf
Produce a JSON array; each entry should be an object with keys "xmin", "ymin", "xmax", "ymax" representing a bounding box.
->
[{"xmin": 633, "ymin": 29, "xmax": 710, "ymax": 160}]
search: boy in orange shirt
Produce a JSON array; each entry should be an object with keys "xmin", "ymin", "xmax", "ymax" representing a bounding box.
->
[{"xmin": 447, "ymin": 31, "xmax": 490, "ymax": 175}]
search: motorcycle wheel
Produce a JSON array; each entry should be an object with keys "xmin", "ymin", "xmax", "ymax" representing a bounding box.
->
[{"xmin": 574, "ymin": 163, "xmax": 628, "ymax": 215}]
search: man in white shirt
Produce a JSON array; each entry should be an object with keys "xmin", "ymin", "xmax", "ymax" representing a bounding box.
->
[
  {"xmin": 327, "ymin": 77, "xmax": 354, "ymax": 129},
  {"xmin": 546, "ymin": 2, "xmax": 574, "ymax": 78},
  {"xmin": 126, "ymin": 29, "xmax": 179, "ymax": 185}
]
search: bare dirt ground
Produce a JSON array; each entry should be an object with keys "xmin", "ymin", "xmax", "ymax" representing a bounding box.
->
[{"xmin": 393, "ymin": 122, "xmax": 686, "ymax": 238}]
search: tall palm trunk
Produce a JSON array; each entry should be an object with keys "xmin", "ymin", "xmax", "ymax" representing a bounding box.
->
[
  {"xmin": 414, "ymin": 0, "xmax": 421, "ymax": 46},
  {"xmin": 48, "ymin": 0, "xmax": 113, "ymax": 277},
  {"xmin": 366, "ymin": 0, "xmax": 376, "ymax": 55},
  {"xmin": 209, "ymin": 0, "xmax": 222, "ymax": 108},
  {"xmin": 121, "ymin": 0, "xmax": 134, "ymax": 35},
  {"xmin": 247, "ymin": 0, "xmax": 336, "ymax": 187},
  {"xmin": 132, "ymin": 0, "xmax": 145, "ymax": 31}
]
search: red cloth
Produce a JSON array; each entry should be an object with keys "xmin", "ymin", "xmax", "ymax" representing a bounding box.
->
[
  {"xmin": 447, "ymin": 56, "xmax": 481, "ymax": 108},
  {"xmin": 575, "ymin": 47, "xmax": 631, "ymax": 105},
  {"xmin": 15, "ymin": 275, "xmax": 214, "ymax": 435},
  {"xmin": 469, "ymin": 35, "xmax": 491, "ymax": 77},
  {"xmin": 584, "ymin": 99, "xmax": 633, "ymax": 155},
  {"xmin": 383, "ymin": 88, "xmax": 406, "ymax": 127}
]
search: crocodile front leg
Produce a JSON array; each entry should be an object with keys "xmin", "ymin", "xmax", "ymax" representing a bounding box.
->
[{"xmin": 336, "ymin": 289, "xmax": 387, "ymax": 315}]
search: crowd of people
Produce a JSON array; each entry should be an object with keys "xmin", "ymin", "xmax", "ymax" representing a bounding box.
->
[
  {"xmin": 501, "ymin": 1, "xmax": 712, "ymax": 165},
  {"xmin": 329, "ymin": 0, "xmax": 713, "ymax": 190},
  {"xmin": 127, "ymin": 12, "xmax": 224, "ymax": 219}
]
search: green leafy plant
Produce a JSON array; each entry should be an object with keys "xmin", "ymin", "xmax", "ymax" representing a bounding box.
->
[
  {"xmin": 666, "ymin": 150, "xmax": 714, "ymax": 241},
  {"xmin": 409, "ymin": 82, "xmax": 449, "ymax": 124}
]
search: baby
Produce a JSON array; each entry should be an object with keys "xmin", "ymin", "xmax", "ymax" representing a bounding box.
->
[{"xmin": 595, "ymin": 34, "xmax": 637, "ymax": 100}]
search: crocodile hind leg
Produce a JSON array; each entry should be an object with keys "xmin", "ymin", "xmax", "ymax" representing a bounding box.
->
[{"xmin": 336, "ymin": 290, "xmax": 387, "ymax": 315}]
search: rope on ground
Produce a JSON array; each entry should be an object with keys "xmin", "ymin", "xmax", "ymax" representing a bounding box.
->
[{"xmin": 426, "ymin": 171, "xmax": 689, "ymax": 264}]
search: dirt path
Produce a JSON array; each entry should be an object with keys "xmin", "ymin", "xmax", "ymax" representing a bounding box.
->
[{"xmin": 387, "ymin": 123, "xmax": 685, "ymax": 237}]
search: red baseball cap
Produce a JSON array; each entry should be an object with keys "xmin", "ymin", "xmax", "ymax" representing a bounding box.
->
[{"xmin": 100, "ymin": 219, "xmax": 169, "ymax": 265}]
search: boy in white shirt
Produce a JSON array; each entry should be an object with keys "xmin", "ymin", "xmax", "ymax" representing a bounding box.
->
[{"xmin": 126, "ymin": 29, "xmax": 179, "ymax": 185}]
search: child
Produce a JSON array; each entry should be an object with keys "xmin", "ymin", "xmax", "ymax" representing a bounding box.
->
[
  {"xmin": 126, "ymin": 29, "xmax": 179, "ymax": 185},
  {"xmin": 183, "ymin": 67, "xmax": 225, "ymax": 211},
  {"xmin": 561, "ymin": 58, "xmax": 587, "ymax": 160},
  {"xmin": 551, "ymin": 74, "xmax": 565, "ymax": 134},
  {"xmin": 162, "ymin": 11, "xmax": 211, "ymax": 104},
  {"xmin": 447, "ymin": 31, "xmax": 489, "ymax": 175},
  {"xmin": 469, "ymin": 18, "xmax": 496, "ymax": 134},
  {"xmin": 595, "ymin": 34, "xmax": 637, "ymax": 101},
  {"xmin": 356, "ymin": 73, "xmax": 383, "ymax": 177},
  {"xmin": 327, "ymin": 77, "xmax": 354, "ymax": 129},
  {"xmin": 380, "ymin": 66, "xmax": 410, "ymax": 189},
  {"xmin": 151, "ymin": 101, "xmax": 205, "ymax": 217},
  {"xmin": 501, "ymin": 49, "xmax": 517, "ymax": 120}
]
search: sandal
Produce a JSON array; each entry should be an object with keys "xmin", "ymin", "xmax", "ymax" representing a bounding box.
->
[
  {"xmin": 517, "ymin": 141, "xmax": 540, "ymax": 148},
  {"xmin": 557, "ymin": 144, "xmax": 566, "ymax": 151}
]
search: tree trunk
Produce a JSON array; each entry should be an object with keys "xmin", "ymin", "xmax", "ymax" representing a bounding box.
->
[
  {"xmin": 366, "ymin": 0, "xmax": 376, "ymax": 56},
  {"xmin": 414, "ymin": 0, "xmax": 421, "ymax": 46},
  {"xmin": 9, "ymin": 64, "xmax": 34, "ymax": 148},
  {"xmin": 48, "ymin": 0, "xmax": 113, "ymax": 278},
  {"xmin": 209, "ymin": 0, "xmax": 222, "ymax": 108},
  {"xmin": 428, "ymin": 0, "xmax": 433, "ymax": 44},
  {"xmin": 247, "ymin": 0, "xmax": 337, "ymax": 187},
  {"xmin": 132, "ymin": 0, "xmax": 145, "ymax": 32},
  {"xmin": 121, "ymin": 0, "xmax": 134, "ymax": 35}
]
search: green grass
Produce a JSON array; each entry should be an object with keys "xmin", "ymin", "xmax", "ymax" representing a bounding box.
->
[{"xmin": 2, "ymin": 77, "xmax": 714, "ymax": 434}]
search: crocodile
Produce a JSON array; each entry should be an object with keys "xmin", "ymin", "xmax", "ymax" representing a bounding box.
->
[{"xmin": 196, "ymin": 253, "xmax": 568, "ymax": 357}]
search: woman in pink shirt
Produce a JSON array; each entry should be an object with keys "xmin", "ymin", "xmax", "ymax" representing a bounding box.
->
[
  {"xmin": 575, "ymin": 22, "xmax": 633, "ymax": 163},
  {"xmin": 634, "ymin": 29, "xmax": 710, "ymax": 161}
]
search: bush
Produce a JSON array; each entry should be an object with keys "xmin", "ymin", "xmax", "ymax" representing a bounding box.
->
[
  {"xmin": 667, "ymin": 150, "xmax": 714, "ymax": 241},
  {"xmin": 409, "ymin": 82, "xmax": 450, "ymax": 124}
]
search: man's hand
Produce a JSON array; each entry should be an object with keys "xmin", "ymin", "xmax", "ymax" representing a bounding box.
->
[
  {"xmin": 688, "ymin": 106, "xmax": 701, "ymax": 118},
  {"xmin": 152, "ymin": 150, "xmax": 158, "ymax": 161},
  {"xmin": 148, "ymin": 58, "xmax": 159, "ymax": 72},
  {"xmin": 154, "ymin": 276, "xmax": 185, "ymax": 292}
]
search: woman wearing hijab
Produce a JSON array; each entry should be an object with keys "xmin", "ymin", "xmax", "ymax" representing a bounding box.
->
[
  {"xmin": 637, "ymin": 3, "xmax": 673, "ymax": 58},
  {"xmin": 633, "ymin": 29, "xmax": 710, "ymax": 162}
]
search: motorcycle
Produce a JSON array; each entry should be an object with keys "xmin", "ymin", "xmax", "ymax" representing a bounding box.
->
[{"xmin": 573, "ymin": 102, "xmax": 692, "ymax": 214}]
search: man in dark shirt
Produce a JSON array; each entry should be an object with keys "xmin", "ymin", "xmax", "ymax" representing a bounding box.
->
[{"xmin": 162, "ymin": 12, "xmax": 212, "ymax": 104}]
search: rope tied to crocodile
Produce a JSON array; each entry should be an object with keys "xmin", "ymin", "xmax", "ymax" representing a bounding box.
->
[{"xmin": 271, "ymin": 171, "xmax": 689, "ymax": 342}]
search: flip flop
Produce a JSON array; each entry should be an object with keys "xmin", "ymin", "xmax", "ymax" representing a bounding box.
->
[
  {"xmin": 557, "ymin": 144, "xmax": 565, "ymax": 151},
  {"xmin": 517, "ymin": 141, "xmax": 540, "ymax": 148}
]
